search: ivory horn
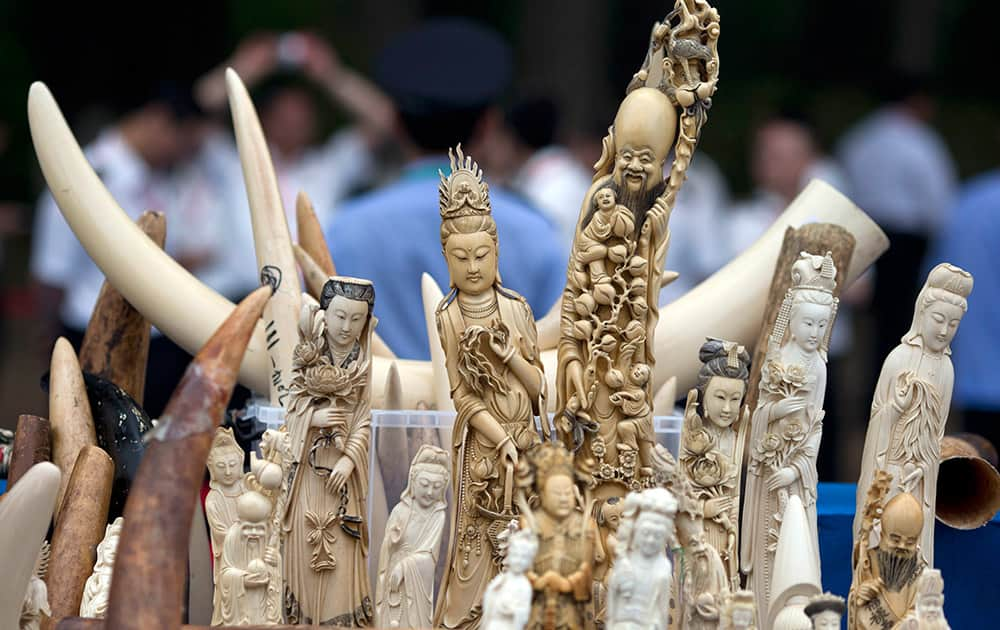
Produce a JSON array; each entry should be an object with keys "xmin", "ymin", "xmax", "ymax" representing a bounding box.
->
[
  {"xmin": 937, "ymin": 433, "xmax": 1000, "ymax": 529},
  {"xmin": 28, "ymin": 79, "xmax": 885, "ymax": 409}
]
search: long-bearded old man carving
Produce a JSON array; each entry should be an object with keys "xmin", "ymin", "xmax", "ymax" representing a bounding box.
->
[{"xmin": 556, "ymin": 0, "xmax": 720, "ymax": 501}]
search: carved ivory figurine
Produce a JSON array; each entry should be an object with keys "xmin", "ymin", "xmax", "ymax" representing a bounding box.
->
[
  {"xmin": 282, "ymin": 276, "xmax": 376, "ymax": 626},
  {"xmin": 482, "ymin": 529, "xmax": 539, "ymax": 630},
  {"xmin": 375, "ymin": 445, "xmax": 450, "ymax": 629},
  {"xmin": 850, "ymin": 473, "xmax": 926, "ymax": 630},
  {"xmin": 517, "ymin": 442, "xmax": 595, "ymax": 630},
  {"xmin": 556, "ymin": 0, "xmax": 720, "ymax": 500},
  {"xmin": 606, "ymin": 487, "xmax": 677, "ymax": 630},
  {"xmin": 80, "ymin": 518, "xmax": 123, "ymax": 619},
  {"xmin": 741, "ymin": 251, "xmax": 839, "ymax": 621},
  {"xmin": 721, "ymin": 590, "xmax": 756, "ymax": 630},
  {"xmin": 433, "ymin": 146, "xmax": 548, "ymax": 630},
  {"xmin": 804, "ymin": 593, "xmax": 845, "ymax": 630},
  {"xmin": 216, "ymin": 483, "xmax": 282, "ymax": 625},
  {"xmin": 679, "ymin": 338, "xmax": 750, "ymax": 586},
  {"xmin": 205, "ymin": 427, "xmax": 245, "ymax": 585},
  {"xmin": 673, "ymin": 478, "xmax": 729, "ymax": 630},
  {"xmin": 899, "ymin": 569, "xmax": 950, "ymax": 630},
  {"xmin": 854, "ymin": 263, "xmax": 972, "ymax": 567},
  {"xmin": 20, "ymin": 542, "xmax": 49, "ymax": 630}
]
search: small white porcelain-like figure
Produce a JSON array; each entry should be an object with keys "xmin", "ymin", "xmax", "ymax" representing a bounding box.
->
[
  {"xmin": 376, "ymin": 445, "xmax": 450, "ymax": 629},
  {"xmin": 205, "ymin": 427, "xmax": 245, "ymax": 585},
  {"xmin": 606, "ymin": 487, "xmax": 677, "ymax": 630},
  {"xmin": 80, "ymin": 518, "xmax": 123, "ymax": 618},
  {"xmin": 482, "ymin": 529, "xmax": 538, "ymax": 630},
  {"xmin": 20, "ymin": 541, "xmax": 50, "ymax": 630}
]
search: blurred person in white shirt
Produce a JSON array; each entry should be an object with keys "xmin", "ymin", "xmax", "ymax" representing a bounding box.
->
[{"xmin": 837, "ymin": 73, "xmax": 957, "ymax": 361}]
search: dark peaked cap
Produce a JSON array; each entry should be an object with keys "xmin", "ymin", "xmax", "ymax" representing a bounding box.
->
[{"xmin": 375, "ymin": 17, "xmax": 513, "ymax": 115}]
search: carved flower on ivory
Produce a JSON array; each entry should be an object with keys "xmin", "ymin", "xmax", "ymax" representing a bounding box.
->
[
  {"xmin": 608, "ymin": 244, "xmax": 629, "ymax": 264},
  {"xmin": 293, "ymin": 339, "xmax": 322, "ymax": 367},
  {"xmin": 783, "ymin": 364, "xmax": 808, "ymax": 389},
  {"xmin": 592, "ymin": 436, "xmax": 607, "ymax": 459},
  {"xmin": 574, "ymin": 294, "xmax": 597, "ymax": 317},
  {"xmin": 685, "ymin": 428, "xmax": 714, "ymax": 456},
  {"xmin": 627, "ymin": 256, "xmax": 648, "ymax": 277},
  {"xmin": 303, "ymin": 361, "xmax": 356, "ymax": 397},
  {"xmin": 572, "ymin": 320, "xmax": 594, "ymax": 341},
  {"xmin": 688, "ymin": 451, "xmax": 732, "ymax": 489},
  {"xmin": 750, "ymin": 432, "xmax": 783, "ymax": 474},
  {"xmin": 779, "ymin": 419, "xmax": 805, "ymax": 445},
  {"xmin": 623, "ymin": 320, "xmax": 645, "ymax": 342},
  {"xmin": 594, "ymin": 281, "xmax": 616, "ymax": 306}
]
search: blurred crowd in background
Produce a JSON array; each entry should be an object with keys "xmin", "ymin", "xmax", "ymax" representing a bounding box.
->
[{"xmin": 0, "ymin": 1, "xmax": 997, "ymax": 481}]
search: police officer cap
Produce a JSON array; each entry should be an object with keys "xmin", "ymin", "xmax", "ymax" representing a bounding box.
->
[{"xmin": 375, "ymin": 17, "xmax": 512, "ymax": 115}]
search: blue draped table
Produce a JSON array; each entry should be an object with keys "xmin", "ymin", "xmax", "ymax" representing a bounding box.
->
[{"xmin": 818, "ymin": 482, "xmax": 999, "ymax": 628}]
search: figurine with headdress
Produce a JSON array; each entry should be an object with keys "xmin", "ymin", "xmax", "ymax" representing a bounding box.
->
[
  {"xmin": 740, "ymin": 251, "xmax": 839, "ymax": 623},
  {"xmin": 205, "ymin": 426, "xmax": 246, "ymax": 594},
  {"xmin": 679, "ymin": 338, "xmax": 751, "ymax": 586},
  {"xmin": 433, "ymin": 145, "xmax": 548, "ymax": 630},
  {"xmin": 516, "ymin": 442, "xmax": 596, "ymax": 630},
  {"xmin": 282, "ymin": 276, "xmax": 377, "ymax": 625},
  {"xmin": 854, "ymin": 263, "xmax": 972, "ymax": 567}
]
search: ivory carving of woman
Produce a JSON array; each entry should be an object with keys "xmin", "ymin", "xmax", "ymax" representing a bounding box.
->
[
  {"xmin": 740, "ymin": 252, "xmax": 839, "ymax": 624},
  {"xmin": 853, "ymin": 263, "xmax": 972, "ymax": 567},
  {"xmin": 432, "ymin": 146, "xmax": 548, "ymax": 630},
  {"xmin": 282, "ymin": 276, "xmax": 376, "ymax": 626},
  {"xmin": 80, "ymin": 519, "xmax": 122, "ymax": 619},
  {"xmin": 206, "ymin": 427, "xmax": 245, "ymax": 592},
  {"xmin": 376, "ymin": 445, "xmax": 450, "ymax": 629},
  {"xmin": 678, "ymin": 338, "xmax": 750, "ymax": 586}
]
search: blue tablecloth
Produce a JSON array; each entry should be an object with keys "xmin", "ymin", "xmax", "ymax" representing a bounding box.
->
[{"xmin": 818, "ymin": 482, "xmax": 999, "ymax": 628}]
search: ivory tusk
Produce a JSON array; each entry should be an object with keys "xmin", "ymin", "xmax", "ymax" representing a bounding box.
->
[
  {"xmin": 225, "ymin": 68, "xmax": 301, "ymax": 406},
  {"xmin": 384, "ymin": 361, "xmax": 403, "ymax": 410},
  {"xmin": 421, "ymin": 273, "xmax": 452, "ymax": 411},
  {"xmin": 293, "ymin": 244, "xmax": 329, "ymax": 301},
  {"xmin": 0, "ymin": 462, "xmax": 60, "ymax": 630},
  {"xmin": 28, "ymin": 80, "xmax": 885, "ymax": 411},
  {"xmin": 49, "ymin": 337, "xmax": 97, "ymax": 519},
  {"xmin": 7, "ymin": 414, "xmax": 51, "ymax": 490},
  {"xmin": 652, "ymin": 376, "xmax": 677, "ymax": 416}
]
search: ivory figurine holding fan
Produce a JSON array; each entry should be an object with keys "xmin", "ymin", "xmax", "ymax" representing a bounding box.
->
[
  {"xmin": 741, "ymin": 251, "xmax": 839, "ymax": 623},
  {"xmin": 854, "ymin": 263, "xmax": 972, "ymax": 567},
  {"xmin": 432, "ymin": 146, "xmax": 548, "ymax": 630},
  {"xmin": 678, "ymin": 338, "xmax": 750, "ymax": 586},
  {"xmin": 282, "ymin": 276, "xmax": 377, "ymax": 626},
  {"xmin": 555, "ymin": 0, "xmax": 720, "ymax": 501}
]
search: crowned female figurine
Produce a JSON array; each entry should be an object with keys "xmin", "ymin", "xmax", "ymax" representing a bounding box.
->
[
  {"xmin": 376, "ymin": 444, "xmax": 450, "ymax": 629},
  {"xmin": 206, "ymin": 426, "xmax": 246, "ymax": 595},
  {"xmin": 740, "ymin": 252, "xmax": 839, "ymax": 623},
  {"xmin": 432, "ymin": 146, "xmax": 548, "ymax": 630},
  {"xmin": 678, "ymin": 338, "xmax": 750, "ymax": 586},
  {"xmin": 282, "ymin": 276, "xmax": 376, "ymax": 626},
  {"xmin": 853, "ymin": 263, "xmax": 972, "ymax": 567}
]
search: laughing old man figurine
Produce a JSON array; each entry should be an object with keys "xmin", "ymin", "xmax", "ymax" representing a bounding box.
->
[
  {"xmin": 283, "ymin": 277, "xmax": 377, "ymax": 626},
  {"xmin": 556, "ymin": 0, "xmax": 720, "ymax": 501}
]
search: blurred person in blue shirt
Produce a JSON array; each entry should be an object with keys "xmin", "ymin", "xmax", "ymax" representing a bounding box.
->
[
  {"xmin": 931, "ymin": 169, "xmax": 1000, "ymax": 448},
  {"xmin": 325, "ymin": 19, "xmax": 567, "ymax": 360}
]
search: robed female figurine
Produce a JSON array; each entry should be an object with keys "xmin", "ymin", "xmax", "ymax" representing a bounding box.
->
[
  {"xmin": 376, "ymin": 445, "xmax": 450, "ymax": 629},
  {"xmin": 678, "ymin": 338, "xmax": 750, "ymax": 586},
  {"xmin": 740, "ymin": 252, "xmax": 839, "ymax": 623},
  {"xmin": 433, "ymin": 146, "xmax": 548, "ymax": 630},
  {"xmin": 282, "ymin": 276, "xmax": 376, "ymax": 626},
  {"xmin": 853, "ymin": 263, "xmax": 972, "ymax": 566}
]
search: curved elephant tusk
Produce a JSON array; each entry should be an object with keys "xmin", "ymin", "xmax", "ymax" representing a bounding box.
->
[
  {"xmin": 383, "ymin": 361, "xmax": 403, "ymax": 410},
  {"xmin": 652, "ymin": 376, "xmax": 677, "ymax": 416},
  {"xmin": 225, "ymin": 68, "xmax": 301, "ymax": 406},
  {"xmin": 421, "ymin": 272, "xmax": 452, "ymax": 411}
]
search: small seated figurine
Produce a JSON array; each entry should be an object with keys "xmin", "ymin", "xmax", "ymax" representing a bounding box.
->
[
  {"xmin": 574, "ymin": 187, "xmax": 635, "ymax": 294},
  {"xmin": 606, "ymin": 487, "xmax": 677, "ymax": 630},
  {"xmin": 80, "ymin": 518, "xmax": 123, "ymax": 619},
  {"xmin": 376, "ymin": 445, "xmax": 450, "ymax": 629},
  {"xmin": 803, "ymin": 593, "xmax": 845, "ymax": 630},
  {"xmin": 482, "ymin": 529, "xmax": 539, "ymax": 630}
]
